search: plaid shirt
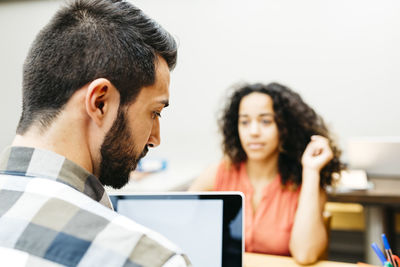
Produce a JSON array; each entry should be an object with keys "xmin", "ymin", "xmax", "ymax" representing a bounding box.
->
[{"xmin": 0, "ymin": 146, "xmax": 191, "ymax": 267}]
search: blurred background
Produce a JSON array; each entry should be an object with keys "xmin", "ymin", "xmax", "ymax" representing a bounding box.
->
[
  {"xmin": 1, "ymin": 0, "xmax": 400, "ymax": 264},
  {"xmin": 1, "ymin": 0, "xmax": 400, "ymax": 169}
]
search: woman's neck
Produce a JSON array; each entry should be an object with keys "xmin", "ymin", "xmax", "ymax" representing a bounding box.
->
[{"xmin": 246, "ymin": 154, "xmax": 279, "ymax": 182}]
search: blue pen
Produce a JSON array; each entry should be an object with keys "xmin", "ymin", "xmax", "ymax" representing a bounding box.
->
[
  {"xmin": 382, "ymin": 234, "xmax": 397, "ymax": 267},
  {"xmin": 372, "ymin": 242, "xmax": 390, "ymax": 266}
]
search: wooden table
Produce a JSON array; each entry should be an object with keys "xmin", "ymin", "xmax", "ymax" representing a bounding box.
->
[
  {"xmin": 327, "ymin": 176, "xmax": 400, "ymax": 265},
  {"xmin": 244, "ymin": 253, "xmax": 357, "ymax": 266}
]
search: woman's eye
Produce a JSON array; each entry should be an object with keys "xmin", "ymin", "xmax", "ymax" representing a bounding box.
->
[
  {"xmin": 239, "ymin": 120, "xmax": 249, "ymax": 126},
  {"xmin": 261, "ymin": 120, "xmax": 272, "ymax": 125}
]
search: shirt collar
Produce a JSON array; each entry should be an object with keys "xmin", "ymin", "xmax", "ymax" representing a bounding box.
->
[{"xmin": 0, "ymin": 146, "xmax": 112, "ymax": 209}]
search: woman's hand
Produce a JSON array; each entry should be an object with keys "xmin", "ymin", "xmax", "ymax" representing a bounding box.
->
[{"xmin": 301, "ymin": 135, "xmax": 333, "ymax": 173}]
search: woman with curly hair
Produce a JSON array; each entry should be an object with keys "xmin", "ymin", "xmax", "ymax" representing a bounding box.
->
[{"xmin": 189, "ymin": 82, "xmax": 343, "ymax": 264}]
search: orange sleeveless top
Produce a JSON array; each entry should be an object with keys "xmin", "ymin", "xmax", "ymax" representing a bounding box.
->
[{"xmin": 214, "ymin": 161, "xmax": 300, "ymax": 256}]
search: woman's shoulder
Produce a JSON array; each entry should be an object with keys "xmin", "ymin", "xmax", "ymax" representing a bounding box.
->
[
  {"xmin": 189, "ymin": 158, "xmax": 244, "ymax": 191},
  {"xmin": 204, "ymin": 158, "xmax": 237, "ymax": 179},
  {"xmin": 214, "ymin": 159, "xmax": 246, "ymax": 189}
]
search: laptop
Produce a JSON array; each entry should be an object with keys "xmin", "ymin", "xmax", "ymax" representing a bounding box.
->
[
  {"xmin": 109, "ymin": 192, "xmax": 244, "ymax": 267},
  {"xmin": 347, "ymin": 137, "xmax": 400, "ymax": 177}
]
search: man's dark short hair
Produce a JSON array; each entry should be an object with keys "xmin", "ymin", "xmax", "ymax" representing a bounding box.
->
[{"xmin": 17, "ymin": 0, "xmax": 177, "ymax": 134}]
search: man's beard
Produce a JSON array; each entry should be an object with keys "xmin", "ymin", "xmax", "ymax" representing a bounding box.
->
[{"xmin": 98, "ymin": 109, "xmax": 148, "ymax": 189}]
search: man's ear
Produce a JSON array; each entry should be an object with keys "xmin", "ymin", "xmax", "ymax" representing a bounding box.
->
[{"xmin": 85, "ymin": 78, "xmax": 119, "ymax": 127}]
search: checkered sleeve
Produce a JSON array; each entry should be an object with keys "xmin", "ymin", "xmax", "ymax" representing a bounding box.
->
[
  {"xmin": 0, "ymin": 246, "xmax": 64, "ymax": 267},
  {"xmin": 162, "ymin": 254, "xmax": 192, "ymax": 267},
  {"xmin": 0, "ymin": 175, "xmax": 192, "ymax": 267}
]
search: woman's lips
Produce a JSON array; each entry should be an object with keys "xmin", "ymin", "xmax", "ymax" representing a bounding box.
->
[{"xmin": 247, "ymin": 143, "xmax": 265, "ymax": 150}]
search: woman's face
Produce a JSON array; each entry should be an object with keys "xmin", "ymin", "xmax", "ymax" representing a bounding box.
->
[{"xmin": 238, "ymin": 92, "xmax": 280, "ymax": 162}]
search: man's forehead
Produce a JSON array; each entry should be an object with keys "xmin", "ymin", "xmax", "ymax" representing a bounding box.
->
[
  {"xmin": 133, "ymin": 87, "xmax": 169, "ymax": 104},
  {"xmin": 130, "ymin": 57, "xmax": 170, "ymax": 106}
]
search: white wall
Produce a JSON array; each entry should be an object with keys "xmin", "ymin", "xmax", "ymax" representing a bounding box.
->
[
  {"xmin": 1, "ymin": 0, "xmax": 400, "ymax": 174},
  {"xmin": 0, "ymin": 0, "xmax": 61, "ymax": 150}
]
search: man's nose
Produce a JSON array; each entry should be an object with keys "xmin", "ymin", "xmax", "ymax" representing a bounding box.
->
[{"xmin": 147, "ymin": 118, "xmax": 160, "ymax": 148}]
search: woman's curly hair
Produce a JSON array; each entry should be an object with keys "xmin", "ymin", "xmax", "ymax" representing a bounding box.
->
[{"xmin": 219, "ymin": 82, "xmax": 344, "ymax": 187}]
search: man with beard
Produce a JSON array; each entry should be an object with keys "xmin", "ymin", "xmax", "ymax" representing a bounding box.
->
[{"xmin": 0, "ymin": 0, "xmax": 191, "ymax": 266}]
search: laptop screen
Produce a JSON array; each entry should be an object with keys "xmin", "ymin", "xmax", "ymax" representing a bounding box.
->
[{"xmin": 110, "ymin": 192, "xmax": 243, "ymax": 267}]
